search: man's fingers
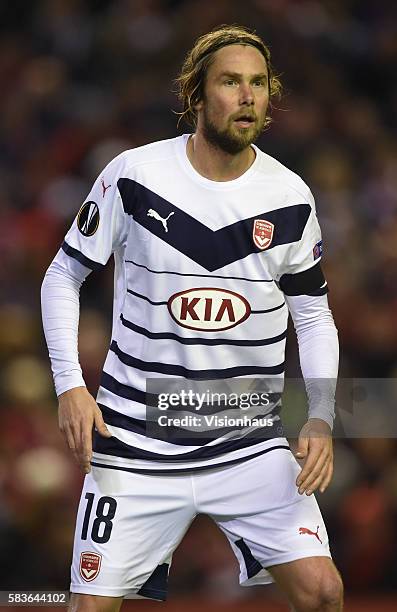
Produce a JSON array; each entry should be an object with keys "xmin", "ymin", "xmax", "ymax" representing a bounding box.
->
[
  {"xmin": 297, "ymin": 445, "xmax": 329, "ymax": 493},
  {"xmin": 62, "ymin": 423, "xmax": 77, "ymax": 452},
  {"xmin": 308, "ymin": 455, "xmax": 333, "ymax": 494},
  {"xmin": 302, "ymin": 458, "xmax": 331, "ymax": 495},
  {"xmin": 58, "ymin": 390, "xmax": 103, "ymax": 473},
  {"xmin": 80, "ymin": 426, "xmax": 93, "ymax": 474},
  {"xmin": 295, "ymin": 435, "xmax": 309, "ymax": 458},
  {"xmin": 62, "ymin": 424, "xmax": 81, "ymax": 465},
  {"xmin": 65, "ymin": 420, "xmax": 92, "ymax": 474},
  {"xmin": 94, "ymin": 410, "xmax": 112, "ymax": 438},
  {"xmin": 296, "ymin": 442, "xmax": 324, "ymax": 487},
  {"xmin": 320, "ymin": 460, "xmax": 334, "ymax": 493},
  {"xmin": 298, "ymin": 446, "xmax": 329, "ymax": 488}
]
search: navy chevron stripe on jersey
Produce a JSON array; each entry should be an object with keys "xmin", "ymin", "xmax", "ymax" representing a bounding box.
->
[
  {"xmin": 110, "ymin": 341, "xmax": 285, "ymax": 378},
  {"xmin": 126, "ymin": 260, "xmax": 274, "ymax": 283},
  {"xmin": 120, "ymin": 314, "xmax": 287, "ymax": 346},
  {"xmin": 93, "ymin": 429, "xmax": 286, "ymax": 461},
  {"xmin": 62, "ymin": 241, "xmax": 104, "ymax": 270},
  {"xmin": 118, "ymin": 179, "xmax": 311, "ymax": 271},
  {"xmin": 91, "ymin": 445, "xmax": 290, "ymax": 475}
]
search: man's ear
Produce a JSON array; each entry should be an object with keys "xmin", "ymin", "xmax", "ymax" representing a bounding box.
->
[{"xmin": 195, "ymin": 98, "xmax": 204, "ymax": 112}]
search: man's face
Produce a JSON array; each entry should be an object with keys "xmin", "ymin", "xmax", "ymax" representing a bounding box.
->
[{"xmin": 196, "ymin": 44, "xmax": 270, "ymax": 154}]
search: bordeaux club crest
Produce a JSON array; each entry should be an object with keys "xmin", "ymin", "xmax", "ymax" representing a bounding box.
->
[
  {"xmin": 253, "ymin": 219, "xmax": 274, "ymax": 250},
  {"xmin": 79, "ymin": 552, "xmax": 102, "ymax": 582}
]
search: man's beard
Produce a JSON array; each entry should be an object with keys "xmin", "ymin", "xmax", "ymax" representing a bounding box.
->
[{"xmin": 202, "ymin": 109, "xmax": 265, "ymax": 155}]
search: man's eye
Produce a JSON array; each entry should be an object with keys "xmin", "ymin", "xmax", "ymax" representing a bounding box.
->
[
  {"xmin": 225, "ymin": 79, "xmax": 237, "ymax": 86},
  {"xmin": 253, "ymin": 80, "xmax": 265, "ymax": 87}
]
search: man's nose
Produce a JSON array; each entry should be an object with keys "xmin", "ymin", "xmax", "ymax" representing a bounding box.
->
[{"xmin": 239, "ymin": 83, "xmax": 254, "ymax": 105}]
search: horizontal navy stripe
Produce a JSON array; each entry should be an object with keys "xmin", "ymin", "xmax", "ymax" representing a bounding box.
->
[
  {"xmin": 251, "ymin": 302, "xmax": 286, "ymax": 314},
  {"xmin": 62, "ymin": 241, "xmax": 104, "ymax": 271},
  {"xmin": 120, "ymin": 314, "xmax": 287, "ymax": 346},
  {"xmin": 98, "ymin": 402, "xmax": 282, "ymax": 445},
  {"xmin": 93, "ymin": 428, "xmax": 286, "ymax": 461},
  {"xmin": 110, "ymin": 420, "xmax": 279, "ymax": 446},
  {"xmin": 91, "ymin": 445, "xmax": 290, "ymax": 474},
  {"xmin": 126, "ymin": 259, "xmax": 274, "ymax": 283},
  {"xmin": 98, "ymin": 403, "xmax": 148, "ymax": 433},
  {"xmin": 110, "ymin": 341, "xmax": 285, "ymax": 378},
  {"xmin": 100, "ymin": 372, "xmax": 147, "ymax": 403},
  {"xmin": 99, "ymin": 382, "xmax": 281, "ymax": 413},
  {"xmin": 127, "ymin": 288, "xmax": 167, "ymax": 306}
]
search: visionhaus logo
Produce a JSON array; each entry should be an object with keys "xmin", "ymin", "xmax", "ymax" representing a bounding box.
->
[
  {"xmin": 146, "ymin": 378, "xmax": 283, "ymax": 440},
  {"xmin": 155, "ymin": 389, "xmax": 274, "ymax": 430},
  {"xmin": 157, "ymin": 413, "xmax": 274, "ymax": 429}
]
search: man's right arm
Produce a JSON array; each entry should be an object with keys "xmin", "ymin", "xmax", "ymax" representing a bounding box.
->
[
  {"xmin": 41, "ymin": 153, "xmax": 128, "ymax": 471},
  {"xmin": 41, "ymin": 254, "xmax": 111, "ymax": 473}
]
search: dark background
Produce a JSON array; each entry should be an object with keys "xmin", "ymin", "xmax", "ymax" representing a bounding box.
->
[{"xmin": 0, "ymin": 0, "xmax": 396, "ymax": 608}]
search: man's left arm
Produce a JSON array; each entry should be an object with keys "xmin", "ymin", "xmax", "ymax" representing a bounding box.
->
[{"xmin": 285, "ymin": 292, "xmax": 339, "ymax": 495}]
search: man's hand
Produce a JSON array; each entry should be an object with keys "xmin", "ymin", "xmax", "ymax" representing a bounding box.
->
[
  {"xmin": 58, "ymin": 386, "xmax": 112, "ymax": 474},
  {"xmin": 295, "ymin": 418, "xmax": 333, "ymax": 495}
]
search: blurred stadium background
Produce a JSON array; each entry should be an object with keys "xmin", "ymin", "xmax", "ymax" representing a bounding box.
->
[{"xmin": 0, "ymin": 0, "xmax": 396, "ymax": 609}]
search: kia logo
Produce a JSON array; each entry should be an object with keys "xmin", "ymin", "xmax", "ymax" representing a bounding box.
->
[{"xmin": 167, "ymin": 288, "xmax": 251, "ymax": 331}]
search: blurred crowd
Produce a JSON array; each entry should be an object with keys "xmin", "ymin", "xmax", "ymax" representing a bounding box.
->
[{"xmin": 0, "ymin": 0, "xmax": 397, "ymax": 599}]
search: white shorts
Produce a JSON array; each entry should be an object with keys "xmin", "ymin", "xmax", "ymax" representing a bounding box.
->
[{"xmin": 71, "ymin": 448, "xmax": 331, "ymax": 600}]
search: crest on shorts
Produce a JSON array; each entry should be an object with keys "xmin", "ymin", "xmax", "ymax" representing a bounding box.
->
[
  {"xmin": 80, "ymin": 552, "xmax": 102, "ymax": 582},
  {"xmin": 253, "ymin": 219, "xmax": 274, "ymax": 250}
]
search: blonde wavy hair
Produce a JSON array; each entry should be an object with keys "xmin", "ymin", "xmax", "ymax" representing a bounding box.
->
[{"xmin": 175, "ymin": 25, "xmax": 282, "ymax": 129}]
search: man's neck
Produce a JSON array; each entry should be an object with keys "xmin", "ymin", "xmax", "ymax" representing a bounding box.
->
[{"xmin": 186, "ymin": 132, "xmax": 256, "ymax": 182}]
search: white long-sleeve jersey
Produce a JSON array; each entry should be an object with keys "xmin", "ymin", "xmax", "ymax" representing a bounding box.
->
[{"xmin": 41, "ymin": 135, "xmax": 338, "ymax": 474}]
